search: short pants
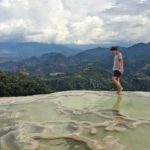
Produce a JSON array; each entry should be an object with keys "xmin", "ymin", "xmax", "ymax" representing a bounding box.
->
[{"xmin": 114, "ymin": 70, "xmax": 122, "ymax": 78}]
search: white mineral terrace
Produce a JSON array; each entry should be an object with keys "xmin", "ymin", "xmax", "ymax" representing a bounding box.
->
[{"xmin": 0, "ymin": 91, "xmax": 150, "ymax": 150}]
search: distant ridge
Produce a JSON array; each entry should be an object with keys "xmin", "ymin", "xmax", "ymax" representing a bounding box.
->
[{"xmin": 0, "ymin": 42, "xmax": 81, "ymax": 63}]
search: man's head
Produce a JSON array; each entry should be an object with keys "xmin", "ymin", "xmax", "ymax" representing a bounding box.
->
[{"xmin": 110, "ymin": 46, "xmax": 118, "ymax": 55}]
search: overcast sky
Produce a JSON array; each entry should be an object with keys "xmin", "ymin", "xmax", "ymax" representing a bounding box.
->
[{"xmin": 0, "ymin": 0, "xmax": 149, "ymax": 45}]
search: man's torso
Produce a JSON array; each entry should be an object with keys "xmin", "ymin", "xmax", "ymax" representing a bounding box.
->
[{"xmin": 113, "ymin": 52, "xmax": 124, "ymax": 73}]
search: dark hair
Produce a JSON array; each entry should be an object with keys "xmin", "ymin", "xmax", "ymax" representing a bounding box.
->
[{"xmin": 110, "ymin": 46, "xmax": 118, "ymax": 51}]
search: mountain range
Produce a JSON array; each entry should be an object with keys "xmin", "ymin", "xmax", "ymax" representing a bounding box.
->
[
  {"xmin": 0, "ymin": 42, "xmax": 149, "ymax": 75},
  {"xmin": 0, "ymin": 42, "xmax": 81, "ymax": 63}
]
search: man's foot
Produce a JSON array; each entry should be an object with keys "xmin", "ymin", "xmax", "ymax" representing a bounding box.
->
[{"xmin": 117, "ymin": 91, "xmax": 124, "ymax": 95}]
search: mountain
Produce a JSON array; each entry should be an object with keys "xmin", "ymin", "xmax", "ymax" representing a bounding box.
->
[
  {"xmin": 0, "ymin": 42, "xmax": 149, "ymax": 75},
  {"xmin": 0, "ymin": 42, "xmax": 81, "ymax": 63},
  {"xmin": 72, "ymin": 42, "xmax": 150, "ymax": 60},
  {"xmin": 125, "ymin": 42, "xmax": 150, "ymax": 59},
  {"xmin": 0, "ymin": 53, "xmax": 70, "ymax": 74},
  {"xmin": 70, "ymin": 47, "xmax": 110, "ymax": 62},
  {"xmin": 71, "ymin": 43, "xmax": 150, "ymax": 72}
]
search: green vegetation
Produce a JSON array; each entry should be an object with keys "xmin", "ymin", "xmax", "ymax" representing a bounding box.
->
[
  {"xmin": 0, "ymin": 71, "xmax": 51, "ymax": 96},
  {"xmin": 46, "ymin": 66, "xmax": 150, "ymax": 92},
  {"xmin": 0, "ymin": 63, "xmax": 149, "ymax": 97}
]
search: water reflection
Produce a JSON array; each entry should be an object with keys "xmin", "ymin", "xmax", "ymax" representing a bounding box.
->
[{"xmin": 112, "ymin": 95, "xmax": 122, "ymax": 117}]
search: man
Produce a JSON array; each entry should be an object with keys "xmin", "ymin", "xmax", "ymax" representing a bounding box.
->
[{"xmin": 110, "ymin": 46, "xmax": 124, "ymax": 94}]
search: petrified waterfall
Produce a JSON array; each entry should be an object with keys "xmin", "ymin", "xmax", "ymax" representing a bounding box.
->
[{"xmin": 0, "ymin": 91, "xmax": 150, "ymax": 150}]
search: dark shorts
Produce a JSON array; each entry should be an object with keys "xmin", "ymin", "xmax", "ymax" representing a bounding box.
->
[{"xmin": 114, "ymin": 70, "xmax": 122, "ymax": 78}]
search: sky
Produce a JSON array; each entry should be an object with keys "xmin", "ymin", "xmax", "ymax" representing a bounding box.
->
[{"xmin": 0, "ymin": 0, "xmax": 150, "ymax": 45}]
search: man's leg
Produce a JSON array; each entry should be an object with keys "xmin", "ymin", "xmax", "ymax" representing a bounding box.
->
[
  {"xmin": 112, "ymin": 76, "xmax": 123, "ymax": 93},
  {"xmin": 118, "ymin": 78, "xmax": 123, "ymax": 91}
]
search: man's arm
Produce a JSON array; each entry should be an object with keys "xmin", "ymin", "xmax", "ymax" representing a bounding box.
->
[{"xmin": 118, "ymin": 53, "xmax": 124, "ymax": 74}]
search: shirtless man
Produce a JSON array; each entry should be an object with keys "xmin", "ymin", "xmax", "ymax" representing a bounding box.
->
[{"xmin": 110, "ymin": 46, "xmax": 124, "ymax": 94}]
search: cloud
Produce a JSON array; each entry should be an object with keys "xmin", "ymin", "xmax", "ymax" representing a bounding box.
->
[
  {"xmin": 0, "ymin": 0, "xmax": 149, "ymax": 44},
  {"xmin": 101, "ymin": 0, "xmax": 150, "ymax": 43}
]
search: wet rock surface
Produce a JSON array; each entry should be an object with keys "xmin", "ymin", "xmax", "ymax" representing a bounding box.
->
[{"xmin": 0, "ymin": 91, "xmax": 150, "ymax": 150}]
